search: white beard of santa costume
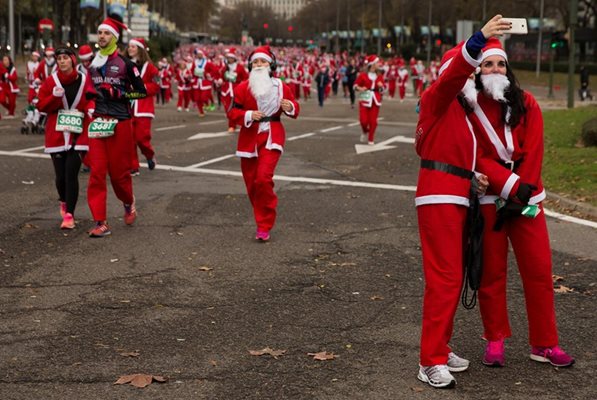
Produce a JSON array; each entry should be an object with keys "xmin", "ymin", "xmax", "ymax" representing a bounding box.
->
[{"xmin": 227, "ymin": 46, "xmax": 300, "ymax": 241}]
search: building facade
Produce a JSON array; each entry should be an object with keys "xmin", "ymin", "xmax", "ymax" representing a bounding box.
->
[{"xmin": 220, "ymin": 0, "xmax": 306, "ymax": 19}]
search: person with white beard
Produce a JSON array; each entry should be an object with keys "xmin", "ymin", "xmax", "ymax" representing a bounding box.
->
[
  {"xmin": 228, "ymin": 46, "xmax": 299, "ymax": 242},
  {"xmin": 469, "ymin": 38, "xmax": 575, "ymax": 369},
  {"xmin": 414, "ymin": 15, "xmax": 509, "ymax": 389}
]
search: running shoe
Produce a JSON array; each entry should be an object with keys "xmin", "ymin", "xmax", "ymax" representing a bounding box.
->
[
  {"xmin": 417, "ymin": 364, "xmax": 456, "ymax": 389},
  {"xmin": 368, "ymin": 141, "xmax": 375, "ymax": 145},
  {"xmin": 447, "ymin": 352, "xmax": 469, "ymax": 372},
  {"xmin": 147, "ymin": 158, "xmax": 156, "ymax": 170},
  {"xmin": 255, "ymin": 230, "xmax": 270, "ymax": 241},
  {"xmin": 60, "ymin": 201, "xmax": 67, "ymax": 217},
  {"xmin": 483, "ymin": 339, "xmax": 505, "ymax": 367},
  {"xmin": 227, "ymin": 127, "xmax": 235, "ymax": 133},
  {"xmin": 131, "ymin": 169, "xmax": 140, "ymax": 177},
  {"xmin": 530, "ymin": 345, "xmax": 574, "ymax": 367},
  {"xmin": 177, "ymin": 106, "xmax": 182, "ymax": 112},
  {"xmin": 124, "ymin": 200, "xmax": 137, "ymax": 226},
  {"xmin": 60, "ymin": 212, "xmax": 75, "ymax": 230},
  {"xmin": 360, "ymin": 134, "xmax": 367, "ymax": 143},
  {"xmin": 89, "ymin": 221, "xmax": 111, "ymax": 238}
]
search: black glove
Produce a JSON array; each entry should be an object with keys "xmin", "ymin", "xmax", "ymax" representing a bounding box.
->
[
  {"xmin": 493, "ymin": 201, "xmax": 525, "ymax": 231},
  {"xmin": 514, "ymin": 182, "xmax": 537, "ymax": 205}
]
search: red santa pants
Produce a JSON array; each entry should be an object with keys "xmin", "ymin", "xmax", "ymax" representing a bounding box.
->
[
  {"xmin": 240, "ymin": 133, "xmax": 281, "ymax": 233},
  {"xmin": 359, "ymin": 104, "xmax": 381, "ymax": 142},
  {"xmin": 478, "ymin": 203, "xmax": 558, "ymax": 346},
  {"xmin": 388, "ymin": 80, "xmax": 396, "ymax": 98},
  {"xmin": 417, "ymin": 204, "xmax": 467, "ymax": 366},
  {"xmin": 28, "ymin": 88, "xmax": 37, "ymax": 104},
  {"xmin": 177, "ymin": 89, "xmax": 191, "ymax": 109},
  {"xmin": 399, "ymin": 85, "xmax": 406, "ymax": 100},
  {"xmin": 131, "ymin": 116, "xmax": 155, "ymax": 170},
  {"xmin": 2, "ymin": 92, "xmax": 17, "ymax": 115},
  {"xmin": 303, "ymin": 85, "xmax": 311, "ymax": 99},
  {"xmin": 87, "ymin": 119, "xmax": 135, "ymax": 222},
  {"xmin": 416, "ymin": 79, "xmax": 424, "ymax": 97},
  {"xmin": 221, "ymin": 95, "xmax": 237, "ymax": 129},
  {"xmin": 194, "ymin": 88, "xmax": 210, "ymax": 114}
]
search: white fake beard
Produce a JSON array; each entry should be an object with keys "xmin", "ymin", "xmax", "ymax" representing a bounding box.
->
[
  {"xmin": 249, "ymin": 66, "xmax": 274, "ymax": 99},
  {"xmin": 480, "ymin": 73, "xmax": 510, "ymax": 102},
  {"xmin": 461, "ymin": 78, "xmax": 478, "ymax": 107}
]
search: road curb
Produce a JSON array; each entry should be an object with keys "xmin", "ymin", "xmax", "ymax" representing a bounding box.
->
[{"xmin": 546, "ymin": 191, "xmax": 597, "ymax": 219}]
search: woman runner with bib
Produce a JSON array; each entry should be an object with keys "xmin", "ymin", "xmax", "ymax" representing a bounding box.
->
[{"xmin": 37, "ymin": 47, "xmax": 96, "ymax": 230}]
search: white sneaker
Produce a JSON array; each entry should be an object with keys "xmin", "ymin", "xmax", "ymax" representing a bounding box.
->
[
  {"xmin": 185, "ymin": 108, "xmax": 190, "ymax": 112},
  {"xmin": 177, "ymin": 107, "xmax": 182, "ymax": 112},
  {"xmin": 417, "ymin": 364, "xmax": 456, "ymax": 389},
  {"xmin": 447, "ymin": 352, "xmax": 469, "ymax": 372},
  {"xmin": 368, "ymin": 141, "xmax": 375, "ymax": 145},
  {"xmin": 360, "ymin": 134, "xmax": 367, "ymax": 143}
]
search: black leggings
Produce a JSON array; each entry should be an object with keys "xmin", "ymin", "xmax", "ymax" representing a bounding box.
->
[{"xmin": 51, "ymin": 149, "xmax": 84, "ymax": 215}]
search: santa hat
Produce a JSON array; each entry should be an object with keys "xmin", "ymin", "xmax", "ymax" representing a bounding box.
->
[
  {"xmin": 194, "ymin": 48, "xmax": 205, "ymax": 56},
  {"xmin": 78, "ymin": 45, "xmax": 93, "ymax": 60},
  {"xmin": 98, "ymin": 17, "xmax": 129, "ymax": 40},
  {"xmin": 129, "ymin": 38, "xmax": 147, "ymax": 51},
  {"xmin": 45, "ymin": 47, "xmax": 55, "ymax": 56},
  {"xmin": 481, "ymin": 37, "xmax": 508, "ymax": 62},
  {"xmin": 438, "ymin": 42, "xmax": 465, "ymax": 76},
  {"xmin": 250, "ymin": 45, "xmax": 274, "ymax": 64},
  {"xmin": 366, "ymin": 55, "xmax": 379, "ymax": 66},
  {"xmin": 32, "ymin": 51, "xmax": 41, "ymax": 58},
  {"xmin": 225, "ymin": 47, "xmax": 237, "ymax": 59}
]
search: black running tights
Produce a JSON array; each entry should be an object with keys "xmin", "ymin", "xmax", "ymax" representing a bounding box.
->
[{"xmin": 51, "ymin": 149, "xmax": 83, "ymax": 215}]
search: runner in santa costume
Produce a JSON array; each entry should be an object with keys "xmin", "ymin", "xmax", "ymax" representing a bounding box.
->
[
  {"xmin": 191, "ymin": 48, "xmax": 217, "ymax": 117},
  {"xmin": 414, "ymin": 15, "xmax": 509, "ymax": 389},
  {"xmin": 228, "ymin": 46, "xmax": 299, "ymax": 241},
  {"xmin": 386, "ymin": 61, "xmax": 398, "ymax": 99},
  {"xmin": 397, "ymin": 59, "xmax": 409, "ymax": 102},
  {"xmin": 175, "ymin": 57, "xmax": 193, "ymax": 112},
  {"xmin": 34, "ymin": 47, "xmax": 57, "ymax": 86},
  {"xmin": 1, "ymin": 55, "xmax": 19, "ymax": 117},
  {"xmin": 158, "ymin": 57, "xmax": 173, "ymax": 105},
  {"xmin": 37, "ymin": 47, "xmax": 96, "ymax": 229},
  {"xmin": 26, "ymin": 51, "xmax": 40, "ymax": 103},
  {"xmin": 354, "ymin": 55, "xmax": 386, "ymax": 145},
  {"xmin": 469, "ymin": 38, "xmax": 574, "ymax": 369},
  {"xmin": 86, "ymin": 15, "xmax": 147, "ymax": 237},
  {"xmin": 218, "ymin": 47, "xmax": 249, "ymax": 132},
  {"xmin": 126, "ymin": 37, "xmax": 159, "ymax": 175},
  {"xmin": 77, "ymin": 44, "xmax": 94, "ymax": 75}
]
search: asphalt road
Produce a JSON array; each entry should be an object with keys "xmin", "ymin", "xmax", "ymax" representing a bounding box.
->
[{"xmin": 0, "ymin": 90, "xmax": 595, "ymax": 400}]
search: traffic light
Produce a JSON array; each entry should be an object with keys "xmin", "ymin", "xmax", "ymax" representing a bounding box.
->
[
  {"xmin": 263, "ymin": 23, "xmax": 269, "ymax": 29},
  {"xmin": 550, "ymin": 31, "xmax": 566, "ymax": 49},
  {"xmin": 288, "ymin": 26, "xmax": 294, "ymax": 32}
]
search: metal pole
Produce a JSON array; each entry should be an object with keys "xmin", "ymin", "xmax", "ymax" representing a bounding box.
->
[
  {"xmin": 535, "ymin": 0, "xmax": 544, "ymax": 77},
  {"xmin": 548, "ymin": 43, "xmax": 555, "ymax": 98},
  {"xmin": 482, "ymin": 0, "xmax": 487, "ymax": 21},
  {"xmin": 426, "ymin": 0, "xmax": 432, "ymax": 64},
  {"xmin": 335, "ymin": 0, "xmax": 340, "ymax": 53},
  {"xmin": 377, "ymin": 0, "xmax": 382, "ymax": 55},
  {"xmin": 127, "ymin": 0, "xmax": 132, "ymax": 42},
  {"xmin": 8, "ymin": 0, "xmax": 15, "ymax": 60},
  {"xmin": 360, "ymin": 0, "xmax": 365, "ymax": 53},
  {"xmin": 401, "ymin": 0, "xmax": 405, "ymax": 46},
  {"xmin": 567, "ymin": 0, "xmax": 578, "ymax": 109},
  {"xmin": 104, "ymin": 0, "xmax": 108, "ymax": 20},
  {"xmin": 347, "ymin": 0, "xmax": 350, "ymax": 51}
]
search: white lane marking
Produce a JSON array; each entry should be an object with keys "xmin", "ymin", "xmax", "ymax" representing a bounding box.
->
[
  {"xmin": 355, "ymin": 135, "xmax": 415, "ymax": 154},
  {"xmin": 155, "ymin": 124, "xmax": 187, "ymax": 132},
  {"xmin": 287, "ymin": 132, "xmax": 315, "ymax": 141},
  {"xmin": 187, "ymin": 154, "xmax": 235, "ymax": 168},
  {"xmin": 320, "ymin": 125, "xmax": 343, "ymax": 133},
  {"xmin": 13, "ymin": 145, "xmax": 45, "ymax": 153},
  {"xmin": 348, "ymin": 122, "xmax": 361, "ymax": 127},
  {"xmin": 188, "ymin": 131, "xmax": 232, "ymax": 140},
  {"xmin": 378, "ymin": 121, "xmax": 417, "ymax": 127},
  {"xmin": 1, "ymin": 150, "xmax": 594, "ymax": 228},
  {"xmin": 199, "ymin": 119, "xmax": 227, "ymax": 126},
  {"xmin": 298, "ymin": 116, "xmax": 358, "ymax": 123},
  {"xmin": 544, "ymin": 209, "xmax": 597, "ymax": 229}
]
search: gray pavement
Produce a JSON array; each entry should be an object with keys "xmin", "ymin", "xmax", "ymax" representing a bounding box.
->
[{"xmin": 0, "ymin": 89, "xmax": 595, "ymax": 399}]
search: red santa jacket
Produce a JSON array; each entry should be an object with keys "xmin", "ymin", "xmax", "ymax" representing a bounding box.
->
[
  {"xmin": 159, "ymin": 64, "xmax": 173, "ymax": 89},
  {"xmin": 471, "ymin": 91, "xmax": 546, "ymax": 205},
  {"xmin": 397, "ymin": 67, "xmax": 409, "ymax": 86},
  {"xmin": 414, "ymin": 44, "xmax": 481, "ymax": 207},
  {"xmin": 229, "ymin": 79, "xmax": 300, "ymax": 157},
  {"xmin": 132, "ymin": 61, "xmax": 160, "ymax": 119},
  {"xmin": 2, "ymin": 65, "xmax": 19, "ymax": 93},
  {"xmin": 27, "ymin": 61, "xmax": 40, "ymax": 88},
  {"xmin": 34, "ymin": 59, "xmax": 57, "ymax": 84},
  {"xmin": 354, "ymin": 72, "xmax": 385, "ymax": 107},
  {"xmin": 37, "ymin": 71, "xmax": 96, "ymax": 153},
  {"xmin": 219, "ymin": 62, "xmax": 249, "ymax": 97},
  {"xmin": 175, "ymin": 65, "xmax": 193, "ymax": 91},
  {"xmin": 191, "ymin": 58, "xmax": 217, "ymax": 90}
]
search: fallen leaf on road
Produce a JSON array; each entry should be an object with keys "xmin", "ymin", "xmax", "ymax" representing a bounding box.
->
[
  {"xmin": 370, "ymin": 295, "xmax": 384, "ymax": 301},
  {"xmin": 21, "ymin": 180, "xmax": 35, "ymax": 185},
  {"xmin": 114, "ymin": 373, "xmax": 167, "ymax": 388},
  {"xmin": 411, "ymin": 387, "xmax": 424, "ymax": 392},
  {"xmin": 119, "ymin": 351, "xmax": 140, "ymax": 357},
  {"xmin": 110, "ymin": 258, "xmax": 119, "ymax": 263},
  {"xmin": 308, "ymin": 351, "xmax": 338, "ymax": 361},
  {"xmin": 552, "ymin": 275, "xmax": 564, "ymax": 282},
  {"xmin": 249, "ymin": 347, "xmax": 287, "ymax": 359},
  {"xmin": 554, "ymin": 285, "xmax": 574, "ymax": 293},
  {"xmin": 22, "ymin": 223, "xmax": 38, "ymax": 229},
  {"xmin": 198, "ymin": 266, "xmax": 213, "ymax": 271}
]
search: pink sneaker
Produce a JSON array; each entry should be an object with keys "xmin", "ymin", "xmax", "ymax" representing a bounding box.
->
[
  {"xmin": 530, "ymin": 346, "xmax": 575, "ymax": 367},
  {"xmin": 124, "ymin": 199, "xmax": 137, "ymax": 226},
  {"xmin": 60, "ymin": 201, "xmax": 67, "ymax": 217},
  {"xmin": 255, "ymin": 230, "xmax": 270, "ymax": 241},
  {"xmin": 483, "ymin": 339, "xmax": 505, "ymax": 367},
  {"xmin": 60, "ymin": 213, "xmax": 75, "ymax": 230}
]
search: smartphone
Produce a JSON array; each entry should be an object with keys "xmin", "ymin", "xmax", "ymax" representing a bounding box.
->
[{"xmin": 501, "ymin": 18, "xmax": 528, "ymax": 35}]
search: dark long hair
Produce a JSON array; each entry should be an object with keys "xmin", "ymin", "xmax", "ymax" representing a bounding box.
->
[{"xmin": 475, "ymin": 65, "xmax": 527, "ymax": 128}]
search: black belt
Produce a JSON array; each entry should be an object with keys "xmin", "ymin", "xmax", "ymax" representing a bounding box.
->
[
  {"xmin": 498, "ymin": 159, "xmax": 522, "ymax": 171},
  {"xmin": 420, "ymin": 159, "xmax": 474, "ymax": 180},
  {"xmin": 258, "ymin": 116, "xmax": 280, "ymax": 122}
]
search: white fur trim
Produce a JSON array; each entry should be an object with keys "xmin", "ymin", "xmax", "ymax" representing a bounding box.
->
[
  {"xmin": 414, "ymin": 195, "xmax": 470, "ymax": 207},
  {"xmin": 479, "ymin": 195, "xmax": 499, "ymax": 205},
  {"xmin": 129, "ymin": 39, "xmax": 145, "ymax": 50},
  {"xmin": 98, "ymin": 23, "xmax": 119, "ymax": 39},
  {"xmin": 529, "ymin": 189, "xmax": 546, "ymax": 205},
  {"xmin": 462, "ymin": 40, "xmax": 482, "ymax": 68},
  {"xmin": 438, "ymin": 58, "xmax": 453, "ymax": 76},
  {"xmin": 236, "ymin": 150, "xmax": 258, "ymax": 158},
  {"xmin": 250, "ymin": 52, "xmax": 273, "ymax": 63},
  {"xmin": 482, "ymin": 48, "xmax": 508, "ymax": 62},
  {"xmin": 501, "ymin": 173, "xmax": 520, "ymax": 199},
  {"xmin": 244, "ymin": 111, "xmax": 254, "ymax": 128}
]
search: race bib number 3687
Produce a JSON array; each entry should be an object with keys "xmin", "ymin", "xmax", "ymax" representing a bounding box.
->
[
  {"xmin": 88, "ymin": 118, "xmax": 118, "ymax": 138},
  {"xmin": 56, "ymin": 110, "xmax": 84, "ymax": 133}
]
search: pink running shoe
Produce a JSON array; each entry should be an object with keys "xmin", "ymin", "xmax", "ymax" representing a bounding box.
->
[
  {"xmin": 60, "ymin": 213, "xmax": 75, "ymax": 230},
  {"xmin": 530, "ymin": 346, "xmax": 575, "ymax": 367},
  {"xmin": 483, "ymin": 339, "xmax": 505, "ymax": 367},
  {"xmin": 60, "ymin": 201, "xmax": 67, "ymax": 217},
  {"xmin": 124, "ymin": 200, "xmax": 137, "ymax": 226},
  {"xmin": 255, "ymin": 230, "xmax": 270, "ymax": 241}
]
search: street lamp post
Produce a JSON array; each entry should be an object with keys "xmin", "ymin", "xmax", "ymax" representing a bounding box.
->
[
  {"xmin": 8, "ymin": 0, "xmax": 15, "ymax": 60},
  {"xmin": 567, "ymin": 0, "xmax": 578, "ymax": 109},
  {"xmin": 536, "ymin": 0, "xmax": 545, "ymax": 77},
  {"xmin": 426, "ymin": 0, "xmax": 432, "ymax": 64},
  {"xmin": 377, "ymin": 0, "xmax": 382, "ymax": 55}
]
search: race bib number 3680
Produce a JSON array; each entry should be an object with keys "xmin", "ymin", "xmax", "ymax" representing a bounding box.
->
[
  {"xmin": 88, "ymin": 118, "xmax": 118, "ymax": 138},
  {"xmin": 56, "ymin": 110, "xmax": 84, "ymax": 133}
]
